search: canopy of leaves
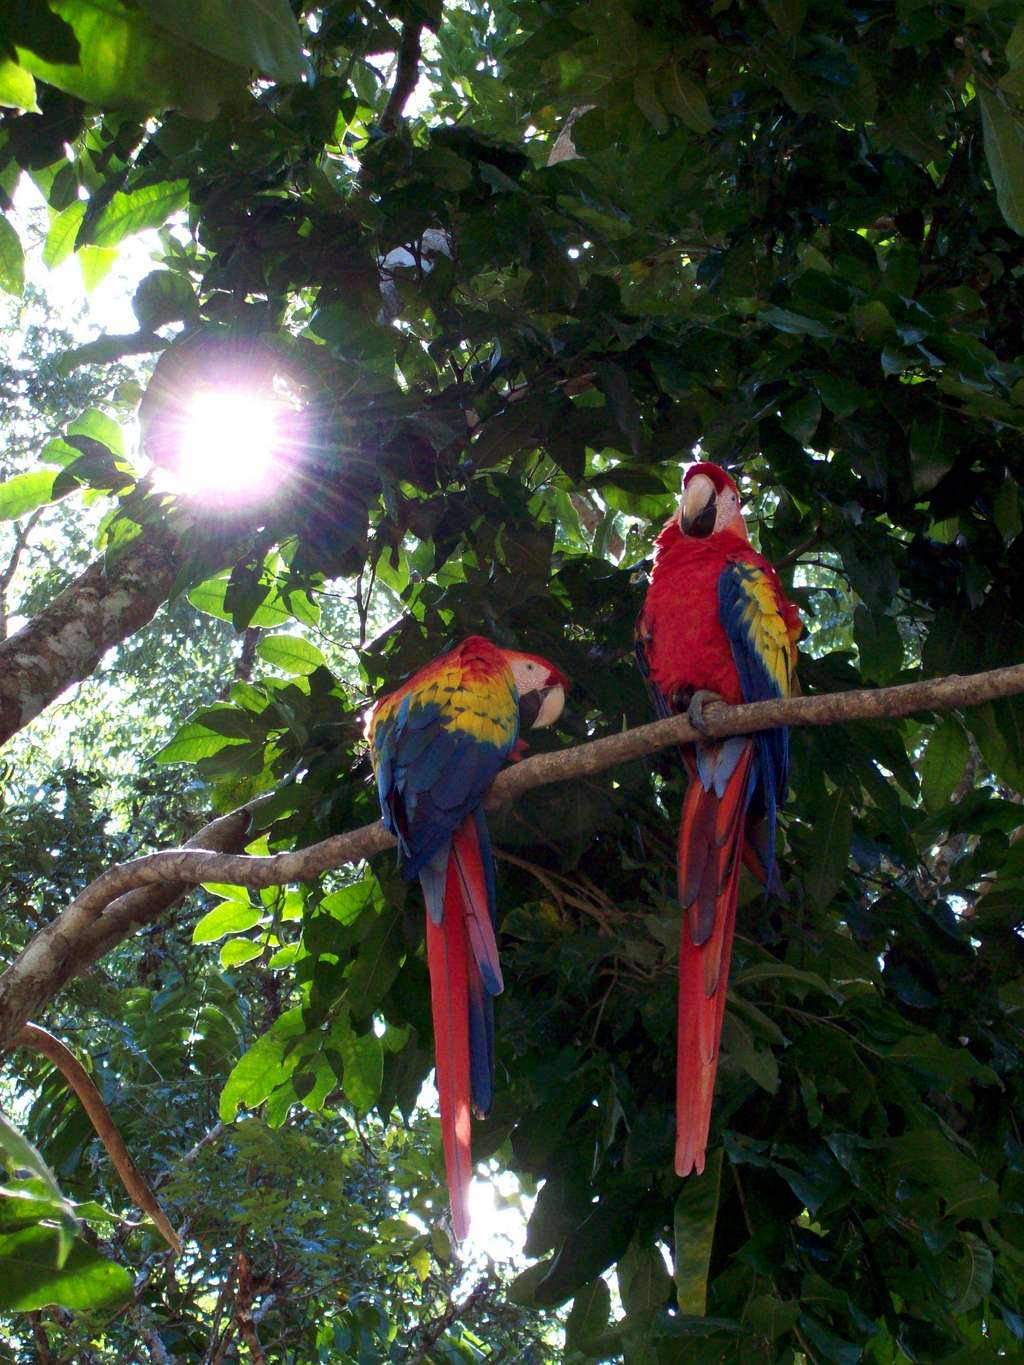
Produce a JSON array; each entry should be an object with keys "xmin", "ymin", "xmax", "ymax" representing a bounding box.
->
[{"xmin": 2, "ymin": 0, "xmax": 1024, "ymax": 1360}]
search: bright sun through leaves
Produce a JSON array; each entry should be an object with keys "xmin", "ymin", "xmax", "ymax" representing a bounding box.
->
[{"xmin": 171, "ymin": 388, "xmax": 287, "ymax": 500}]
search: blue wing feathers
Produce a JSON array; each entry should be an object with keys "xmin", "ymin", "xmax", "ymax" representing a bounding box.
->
[
  {"xmin": 467, "ymin": 963, "xmax": 494, "ymax": 1114},
  {"xmin": 473, "ymin": 808, "xmax": 498, "ymax": 931},
  {"xmin": 718, "ymin": 562, "xmax": 792, "ymax": 883}
]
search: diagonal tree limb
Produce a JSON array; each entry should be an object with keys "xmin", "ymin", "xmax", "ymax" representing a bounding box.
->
[
  {"xmin": 1, "ymin": 659, "xmax": 1023, "ymax": 1049},
  {"xmin": 13, "ymin": 1024, "xmax": 181, "ymax": 1254}
]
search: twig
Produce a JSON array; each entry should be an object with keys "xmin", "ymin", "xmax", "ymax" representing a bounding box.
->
[{"xmin": 1, "ymin": 661, "xmax": 1024, "ymax": 1049}]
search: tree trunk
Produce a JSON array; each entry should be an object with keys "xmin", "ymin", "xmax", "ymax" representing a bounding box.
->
[{"xmin": 0, "ymin": 527, "xmax": 181, "ymax": 749}]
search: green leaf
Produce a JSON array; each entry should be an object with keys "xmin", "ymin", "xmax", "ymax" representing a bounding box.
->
[
  {"xmin": 193, "ymin": 900, "xmax": 262, "ymax": 944},
  {"xmin": 888, "ymin": 1128, "xmax": 981, "ymax": 1190},
  {"xmin": 340, "ymin": 1032, "xmax": 384, "ymax": 1114},
  {"xmin": 219, "ymin": 1008, "xmax": 305, "ymax": 1121},
  {"xmin": 188, "ymin": 575, "xmax": 320, "ymax": 629},
  {"xmin": 661, "ymin": 61, "xmax": 712, "ymax": 134},
  {"xmin": 634, "ymin": 72, "xmax": 668, "ymax": 133},
  {"xmin": 882, "ymin": 1035, "xmax": 999, "ymax": 1090},
  {"xmin": 803, "ymin": 787, "xmax": 851, "ymax": 909},
  {"xmin": 0, "ymin": 1113, "xmax": 77, "ymax": 1257},
  {"xmin": 135, "ymin": 0, "xmax": 305, "ymax": 83},
  {"xmin": 948, "ymin": 1232, "xmax": 994, "ymax": 1313},
  {"xmin": 0, "ymin": 216, "xmax": 24, "ymax": 296},
  {"xmin": 0, "ymin": 470, "xmax": 59, "ymax": 521},
  {"xmin": 673, "ymin": 1147, "xmax": 722, "ymax": 1315},
  {"xmin": 758, "ymin": 306, "xmax": 833, "ymax": 337},
  {"xmin": 90, "ymin": 181, "xmax": 188, "ymax": 249},
  {"xmin": 257, "ymin": 634, "xmax": 327, "ymax": 676},
  {"xmin": 909, "ymin": 415, "xmax": 954, "ymax": 493},
  {"xmin": 201, "ymin": 882, "xmax": 251, "ymax": 903},
  {"xmin": 618, "ymin": 1238, "xmax": 672, "ymax": 1324},
  {"xmin": 979, "ymin": 87, "xmax": 1024, "ymax": 237},
  {"xmin": 969, "ymin": 698, "xmax": 1024, "ymax": 791},
  {"xmin": 190, "ymin": 706, "xmax": 256, "ymax": 740},
  {"xmin": 993, "ymin": 475, "xmax": 1022, "ymax": 542},
  {"xmin": 566, "ymin": 1279, "xmax": 612, "ymax": 1353},
  {"xmin": 945, "ymin": 1176, "xmax": 1000, "ymax": 1221},
  {"xmin": 43, "ymin": 201, "xmax": 86, "ymax": 269},
  {"xmin": 780, "ymin": 393, "xmax": 821, "ymax": 445},
  {"xmin": 921, "ymin": 716, "xmax": 969, "ymax": 812},
  {"xmin": 747, "ymin": 1294, "xmax": 800, "ymax": 1340},
  {"xmin": 853, "ymin": 605, "xmax": 903, "ymax": 685},
  {"xmin": 813, "ymin": 372, "xmax": 869, "ymax": 416},
  {"xmin": 220, "ymin": 938, "xmax": 263, "ymax": 967},
  {"xmin": 723, "ymin": 1014, "xmax": 778, "ymax": 1093},
  {"xmin": 17, "ymin": 0, "xmax": 245, "ymax": 119},
  {"xmin": 850, "ymin": 299, "xmax": 895, "ymax": 344},
  {"xmin": 535, "ymin": 1197, "xmax": 640, "ymax": 1306},
  {"xmin": 731, "ymin": 962, "xmax": 835, "ymax": 997},
  {"xmin": 0, "ymin": 1226, "xmax": 132, "ymax": 1310},
  {"xmin": 78, "ymin": 244, "xmax": 116, "ymax": 291},
  {"xmin": 345, "ymin": 910, "xmax": 404, "ymax": 1020},
  {"xmin": 321, "ymin": 881, "xmax": 379, "ymax": 926},
  {"xmin": 798, "ymin": 1312, "xmax": 861, "ymax": 1365},
  {"xmin": 1009, "ymin": 14, "xmax": 1024, "ymax": 69},
  {"xmin": 0, "ymin": 60, "xmax": 38, "ymax": 112},
  {"xmin": 67, "ymin": 408, "xmax": 126, "ymax": 458},
  {"xmin": 763, "ymin": 0, "xmax": 807, "ymax": 39},
  {"xmin": 152, "ymin": 722, "xmax": 243, "ymax": 764},
  {"xmin": 132, "ymin": 270, "xmax": 197, "ymax": 330}
]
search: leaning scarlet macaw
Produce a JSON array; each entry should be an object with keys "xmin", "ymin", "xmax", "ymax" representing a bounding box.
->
[
  {"xmin": 636, "ymin": 463, "xmax": 802, "ymax": 1177},
  {"xmin": 366, "ymin": 636, "xmax": 567, "ymax": 1239}
]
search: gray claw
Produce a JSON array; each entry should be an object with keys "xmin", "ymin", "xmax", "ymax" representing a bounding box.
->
[{"xmin": 687, "ymin": 689, "xmax": 723, "ymax": 738}]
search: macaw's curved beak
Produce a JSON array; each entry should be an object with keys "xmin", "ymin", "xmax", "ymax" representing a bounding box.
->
[
  {"xmin": 679, "ymin": 472, "xmax": 717, "ymax": 538},
  {"xmin": 519, "ymin": 683, "xmax": 565, "ymax": 730}
]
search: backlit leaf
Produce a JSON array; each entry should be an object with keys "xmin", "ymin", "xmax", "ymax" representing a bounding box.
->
[
  {"xmin": 0, "ymin": 216, "xmax": 24, "ymax": 296},
  {"xmin": 257, "ymin": 634, "xmax": 327, "ymax": 676},
  {"xmin": 90, "ymin": 181, "xmax": 188, "ymax": 249},
  {"xmin": 193, "ymin": 900, "xmax": 262, "ymax": 944},
  {"xmin": 0, "ymin": 471, "xmax": 59, "ymax": 521}
]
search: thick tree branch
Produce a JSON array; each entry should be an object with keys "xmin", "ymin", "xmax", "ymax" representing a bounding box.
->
[
  {"xmin": 12, "ymin": 1025, "xmax": 181, "ymax": 1254},
  {"xmin": 1, "ymin": 660, "xmax": 1023, "ymax": 1050},
  {"xmin": 0, "ymin": 525, "xmax": 182, "ymax": 749},
  {"xmin": 379, "ymin": 21, "xmax": 422, "ymax": 133},
  {"xmin": 234, "ymin": 1253, "xmax": 269, "ymax": 1365}
]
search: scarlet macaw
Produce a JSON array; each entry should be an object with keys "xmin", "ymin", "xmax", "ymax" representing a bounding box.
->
[
  {"xmin": 636, "ymin": 463, "xmax": 801, "ymax": 1177},
  {"xmin": 367, "ymin": 635, "xmax": 567, "ymax": 1238}
]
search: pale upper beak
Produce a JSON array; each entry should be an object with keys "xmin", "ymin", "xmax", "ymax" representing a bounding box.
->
[{"xmin": 679, "ymin": 472, "xmax": 717, "ymax": 538}]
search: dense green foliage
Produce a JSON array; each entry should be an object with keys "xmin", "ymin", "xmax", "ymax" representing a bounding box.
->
[{"xmin": 3, "ymin": 0, "xmax": 1024, "ymax": 1359}]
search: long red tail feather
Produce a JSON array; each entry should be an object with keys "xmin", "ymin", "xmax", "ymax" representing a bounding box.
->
[
  {"xmin": 425, "ymin": 853, "xmax": 472, "ymax": 1241},
  {"xmin": 451, "ymin": 821, "xmax": 503, "ymax": 995},
  {"xmin": 675, "ymin": 744, "xmax": 753, "ymax": 1177}
]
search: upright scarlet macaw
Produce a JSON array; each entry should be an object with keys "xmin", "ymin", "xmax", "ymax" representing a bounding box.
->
[
  {"xmin": 636, "ymin": 463, "xmax": 801, "ymax": 1177},
  {"xmin": 367, "ymin": 635, "xmax": 567, "ymax": 1238}
]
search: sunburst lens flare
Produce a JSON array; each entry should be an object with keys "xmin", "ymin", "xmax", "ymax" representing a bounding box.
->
[{"xmin": 158, "ymin": 386, "xmax": 297, "ymax": 504}]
